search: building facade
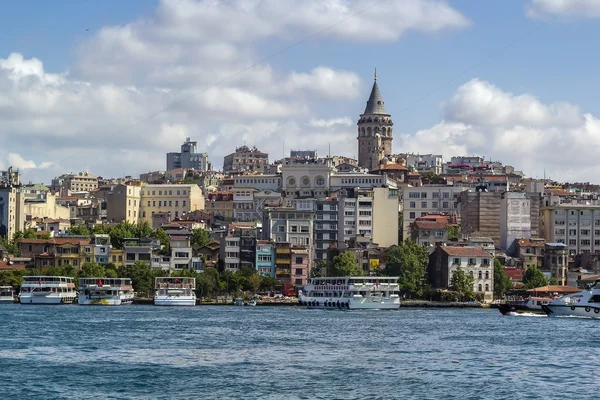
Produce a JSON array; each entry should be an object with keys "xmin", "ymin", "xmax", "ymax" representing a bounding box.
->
[
  {"xmin": 256, "ymin": 241, "xmax": 275, "ymax": 277},
  {"xmin": 223, "ymin": 145, "xmax": 269, "ymax": 173},
  {"xmin": 500, "ymin": 192, "xmax": 531, "ymax": 253},
  {"xmin": 540, "ymin": 205, "xmax": 600, "ymax": 256},
  {"xmin": 166, "ymin": 137, "xmax": 210, "ymax": 171}
]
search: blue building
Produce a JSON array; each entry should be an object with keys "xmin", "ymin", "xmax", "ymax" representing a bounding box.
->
[{"xmin": 256, "ymin": 241, "xmax": 275, "ymax": 277}]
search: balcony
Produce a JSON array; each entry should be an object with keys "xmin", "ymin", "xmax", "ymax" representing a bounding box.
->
[
  {"xmin": 276, "ymin": 258, "xmax": 291, "ymax": 264},
  {"xmin": 275, "ymin": 248, "xmax": 291, "ymax": 254}
]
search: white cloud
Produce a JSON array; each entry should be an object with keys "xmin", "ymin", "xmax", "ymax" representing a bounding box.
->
[
  {"xmin": 526, "ymin": 0, "xmax": 600, "ymax": 19},
  {"xmin": 0, "ymin": 0, "xmax": 470, "ymax": 182},
  {"xmin": 397, "ymin": 79, "xmax": 600, "ymax": 182},
  {"xmin": 7, "ymin": 153, "xmax": 53, "ymax": 170}
]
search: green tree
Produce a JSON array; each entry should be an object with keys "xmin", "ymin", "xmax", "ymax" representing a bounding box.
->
[
  {"xmin": 522, "ymin": 266, "xmax": 548, "ymax": 290},
  {"xmin": 150, "ymin": 228, "xmax": 170, "ymax": 255},
  {"xmin": 549, "ymin": 277, "xmax": 558, "ymax": 285},
  {"xmin": 248, "ymin": 274, "xmax": 261, "ymax": 292},
  {"xmin": 68, "ymin": 225, "xmax": 91, "ymax": 236},
  {"xmin": 0, "ymin": 270, "xmax": 25, "ymax": 288},
  {"xmin": 328, "ymin": 252, "xmax": 363, "ymax": 277},
  {"xmin": 190, "ymin": 228, "xmax": 212, "ymax": 255},
  {"xmin": 259, "ymin": 275, "xmax": 277, "ymax": 292},
  {"xmin": 450, "ymin": 267, "xmax": 475, "ymax": 301},
  {"xmin": 384, "ymin": 239, "xmax": 429, "ymax": 298},
  {"xmin": 78, "ymin": 262, "xmax": 106, "ymax": 278},
  {"xmin": 447, "ymin": 225, "xmax": 460, "ymax": 240},
  {"xmin": 493, "ymin": 258, "xmax": 512, "ymax": 299},
  {"xmin": 118, "ymin": 261, "xmax": 158, "ymax": 298},
  {"xmin": 134, "ymin": 221, "xmax": 154, "ymax": 238},
  {"xmin": 22, "ymin": 228, "xmax": 38, "ymax": 239}
]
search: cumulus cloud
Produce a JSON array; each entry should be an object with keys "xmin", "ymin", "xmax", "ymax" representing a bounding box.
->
[
  {"xmin": 397, "ymin": 79, "xmax": 600, "ymax": 182},
  {"xmin": 526, "ymin": 0, "xmax": 600, "ymax": 19},
  {"xmin": 309, "ymin": 117, "xmax": 354, "ymax": 128},
  {"xmin": 7, "ymin": 153, "xmax": 53, "ymax": 170}
]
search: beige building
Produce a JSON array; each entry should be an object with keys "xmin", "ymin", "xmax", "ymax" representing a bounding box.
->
[
  {"xmin": 24, "ymin": 193, "xmax": 70, "ymax": 221},
  {"xmin": 540, "ymin": 204, "xmax": 600, "ymax": 256},
  {"xmin": 52, "ymin": 172, "xmax": 98, "ymax": 192},
  {"xmin": 139, "ymin": 184, "xmax": 204, "ymax": 223},
  {"xmin": 107, "ymin": 184, "xmax": 142, "ymax": 223}
]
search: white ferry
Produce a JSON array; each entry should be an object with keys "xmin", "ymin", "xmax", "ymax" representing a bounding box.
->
[
  {"xmin": 0, "ymin": 286, "xmax": 15, "ymax": 304},
  {"xmin": 298, "ymin": 276, "xmax": 400, "ymax": 310},
  {"xmin": 154, "ymin": 277, "xmax": 196, "ymax": 306},
  {"xmin": 19, "ymin": 276, "xmax": 77, "ymax": 305},
  {"xmin": 78, "ymin": 278, "xmax": 135, "ymax": 306},
  {"xmin": 543, "ymin": 280, "xmax": 600, "ymax": 317}
]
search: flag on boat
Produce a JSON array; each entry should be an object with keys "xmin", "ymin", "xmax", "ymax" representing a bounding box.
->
[{"xmin": 375, "ymin": 279, "xmax": 379, "ymax": 287}]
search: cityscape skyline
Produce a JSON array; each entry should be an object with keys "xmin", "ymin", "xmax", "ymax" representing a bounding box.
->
[{"xmin": 2, "ymin": 0, "xmax": 600, "ymax": 184}]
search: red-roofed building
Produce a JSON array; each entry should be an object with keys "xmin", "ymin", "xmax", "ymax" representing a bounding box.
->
[
  {"xmin": 410, "ymin": 220, "xmax": 449, "ymax": 247},
  {"xmin": 428, "ymin": 245, "xmax": 494, "ymax": 301}
]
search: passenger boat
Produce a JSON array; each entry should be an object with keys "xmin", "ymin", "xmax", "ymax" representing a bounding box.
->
[
  {"xmin": 78, "ymin": 278, "xmax": 134, "ymax": 306},
  {"xmin": 298, "ymin": 276, "xmax": 400, "ymax": 310},
  {"xmin": 542, "ymin": 280, "xmax": 600, "ymax": 317},
  {"xmin": 19, "ymin": 276, "xmax": 77, "ymax": 305},
  {"xmin": 498, "ymin": 296, "xmax": 556, "ymax": 315},
  {"xmin": 0, "ymin": 286, "xmax": 15, "ymax": 304},
  {"xmin": 154, "ymin": 277, "xmax": 196, "ymax": 306}
]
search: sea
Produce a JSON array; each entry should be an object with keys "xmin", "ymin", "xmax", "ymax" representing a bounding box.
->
[{"xmin": 0, "ymin": 305, "xmax": 598, "ymax": 399}]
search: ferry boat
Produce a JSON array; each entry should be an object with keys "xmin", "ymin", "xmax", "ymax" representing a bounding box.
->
[
  {"xmin": 19, "ymin": 276, "xmax": 77, "ymax": 305},
  {"xmin": 542, "ymin": 280, "xmax": 600, "ymax": 317},
  {"xmin": 498, "ymin": 296, "xmax": 557, "ymax": 315},
  {"xmin": 154, "ymin": 277, "xmax": 196, "ymax": 306},
  {"xmin": 298, "ymin": 276, "xmax": 400, "ymax": 310},
  {"xmin": 0, "ymin": 286, "xmax": 15, "ymax": 304},
  {"xmin": 78, "ymin": 278, "xmax": 135, "ymax": 306}
]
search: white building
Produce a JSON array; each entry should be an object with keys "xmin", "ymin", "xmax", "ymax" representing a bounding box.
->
[
  {"xmin": 400, "ymin": 153, "xmax": 444, "ymax": 175},
  {"xmin": 500, "ymin": 192, "xmax": 531, "ymax": 252},
  {"xmin": 281, "ymin": 158, "xmax": 334, "ymax": 199},
  {"xmin": 402, "ymin": 185, "xmax": 470, "ymax": 240},
  {"xmin": 166, "ymin": 137, "xmax": 210, "ymax": 171}
]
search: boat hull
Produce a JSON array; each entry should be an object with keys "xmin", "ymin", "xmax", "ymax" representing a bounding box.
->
[
  {"xmin": 78, "ymin": 296, "xmax": 134, "ymax": 306},
  {"xmin": 0, "ymin": 297, "xmax": 15, "ymax": 304},
  {"xmin": 542, "ymin": 304, "xmax": 600, "ymax": 318},
  {"xmin": 154, "ymin": 296, "xmax": 196, "ymax": 306},
  {"xmin": 299, "ymin": 295, "xmax": 400, "ymax": 310},
  {"xmin": 19, "ymin": 294, "xmax": 76, "ymax": 305},
  {"xmin": 498, "ymin": 303, "xmax": 544, "ymax": 315}
]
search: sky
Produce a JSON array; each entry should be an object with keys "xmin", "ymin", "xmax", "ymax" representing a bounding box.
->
[{"xmin": 2, "ymin": 0, "xmax": 600, "ymax": 184}]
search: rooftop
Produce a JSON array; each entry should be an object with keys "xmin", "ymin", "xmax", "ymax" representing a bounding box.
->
[{"xmin": 441, "ymin": 246, "xmax": 492, "ymax": 257}]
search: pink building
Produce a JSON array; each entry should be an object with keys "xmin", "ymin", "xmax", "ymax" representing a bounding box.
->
[{"xmin": 291, "ymin": 246, "xmax": 310, "ymax": 287}]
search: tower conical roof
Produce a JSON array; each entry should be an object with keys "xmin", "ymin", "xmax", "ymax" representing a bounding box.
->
[{"xmin": 363, "ymin": 76, "xmax": 387, "ymax": 115}]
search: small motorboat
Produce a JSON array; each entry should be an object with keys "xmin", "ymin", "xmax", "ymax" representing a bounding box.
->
[
  {"xmin": 246, "ymin": 296, "xmax": 258, "ymax": 306},
  {"xmin": 234, "ymin": 298, "xmax": 244, "ymax": 306},
  {"xmin": 498, "ymin": 296, "xmax": 556, "ymax": 315}
]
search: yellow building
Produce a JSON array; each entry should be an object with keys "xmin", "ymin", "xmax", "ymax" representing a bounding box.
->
[
  {"xmin": 110, "ymin": 249, "xmax": 125, "ymax": 266},
  {"xmin": 24, "ymin": 192, "xmax": 70, "ymax": 220},
  {"xmin": 139, "ymin": 184, "xmax": 204, "ymax": 223},
  {"xmin": 55, "ymin": 238, "xmax": 91, "ymax": 269},
  {"xmin": 106, "ymin": 184, "xmax": 142, "ymax": 223}
]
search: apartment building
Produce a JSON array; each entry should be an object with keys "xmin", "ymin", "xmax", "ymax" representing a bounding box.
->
[
  {"xmin": 166, "ymin": 137, "xmax": 210, "ymax": 171},
  {"xmin": 500, "ymin": 192, "xmax": 531, "ymax": 252},
  {"xmin": 291, "ymin": 247, "xmax": 309, "ymax": 286},
  {"xmin": 24, "ymin": 192, "xmax": 70, "ymax": 221},
  {"xmin": 315, "ymin": 197, "xmax": 339, "ymax": 261},
  {"xmin": 107, "ymin": 184, "xmax": 142, "ymax": 223},
  {"xmin": 139, "ymin": 184, "xmax": 204, "ymax": 223},
  {"xmin": 399, "ymin": 153, "xmax": 444, "ymax": 175},
  {"xmin": 458, "ymin": 191, "xmax": 502, "ymax": 246},
  {"xmin": 402, "ymin": 185, "xmax": 467, "ymax": 242},
  {"xmin": 223, "ymin": 145, "xmax": 269, "ymax": 173},
  {"xmin": 205, "ymin": 192, "xmax": 234, "ymax": 220},
  {"xmin": 52, "ymin": 172, "xmax": 98, "ymax": 192},
  {"xmin": 540, "ymin": 204, "xmax": 600, "ymax": 256},
  {"xmin": 256, "ymin": 241, "xmax": 275, "ymax": 277},
  {"xmin": 0, "ymin": 185, "xmax": 25, "ymax": 239}
]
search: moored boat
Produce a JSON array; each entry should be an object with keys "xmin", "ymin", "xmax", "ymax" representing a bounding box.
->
[
  {"xmin": 78, "ymin": 278, "xmax": 134, "ymax": 305},
  {"xmin": 0, "ymin": 286, "xmax": 15, "ymax": 304},
  {"xmin": 543, "ymin": 280, "xmax": 600, "ymax": 317},
  {"xmin": 234, "ymin": 298, "xmax": 244, "ymax": 306},
  {"xmin": 298, "ymin": 276, "xmax": 400, "ymax": 310},
  {"xmin": 154, "ymin": 277, "xmax": 196, "ymax": 306},
  {"xmin": 19, "ymin": 276, "xmax": 77, "ymax": 305}
]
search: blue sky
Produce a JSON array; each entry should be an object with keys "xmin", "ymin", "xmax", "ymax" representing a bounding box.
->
[{"xmin": 1, "ymin": 0, "xmax": 599, "ymax": 183}]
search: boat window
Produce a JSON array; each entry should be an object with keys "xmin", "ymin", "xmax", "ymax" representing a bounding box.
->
[{"xmin": 588, "ymin": 295, "xmax": 600, "ymax": 303}]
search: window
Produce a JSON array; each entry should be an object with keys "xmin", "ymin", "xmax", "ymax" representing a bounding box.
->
[
  {"xmin": 316, "ymin": 177, "xmax": 325, "ymax": 186},
  {"xmin": 182, "ymin": 200, "xmax": 187, "ymax": 207},
  {"xmin": 409, "ymin": 192, "xmax": 420, "ymax": 199},
  {"xmin": 432, "ymin": 201, "xmax": 438, "ymax": 208},
  {"xmin": 152, "ymin": 201, "xmax": 156, "ymax": 206},
  {"xmin": 443, "ymin": 192, "xmax": 450, "ymax": 199},
  {"xmin": 409, "ymin": 212, "xmax": 415, "ymax": 219},
  {"xmin": 469, "ymin": 258, "xmax": 476, "ymax": 265},
  {"xmin": 147, "ymin": 201, "xmax": 151, "ymax": 206},
  {"xmin": 582, "ymin": 229, "xmax": 590, "ymax": 236},
  {"xmin": 435, "ymin": 231, "xmax": 444, "ymax": 237},
  {"xmin": 295, "ymin": 268, "xmax": 303, "ymax": 275},
  {"xmin": 581, "ymin": 239, "xmax": 591, "ymax": 246},
  {"xmin": 478, "ymin": 284, "xmax": 483, "ymax": 292},
  {"xmin": 432, "ymin": 192, "xmax": 439, "ymax": 199},
  {"xmin": 126, "ymin": 253, "xmax": 136, "ymax": 261},
  {"xmin": 453, "ymin": 258, "xmax": 460, "ymax": 265},
  {"xmin": 478, "ymin": 271, "xmax": 482, "ymax": 279},
  {"xmin": 300, "ymin": 226, "xmax": 309, "ymax": 233},
  {"xmin": 295, "ymin": 257, "xmax": 303, "ymax": 264},
  {"xmin": 482, "ymin": 258, "xmax": 490, "ymax": 265},
  {"xmin": 420, "ymin": 192, "xmax": 427, "ymax": 199},
  {"xmin": 421, "ymin": 201, "xmax": 427, "ymax": 208},
  {"xmin": 569, "ymin": 239, "xmax": 576, "ymax": 246},
  {"xmin": 291, "ymin": 226, "xmax": 298, "ymax": 233},
  {"xmin": 485, "ymin": 284, "xmax": 489, "ymax": 292},
  {"xmin": 569, "ymin": 229, "xmax": 577, "ymax": 236},
  {"xmin": 409, "ymin": 202, "xmax": 416, "ymax": 208},
  {"xmin": 442, "ymin": 202, "xmax": 449, "ymax": 208},
  {"xmin": 175, "ymin": 201, "xmax": 179, "ymax": 206},
  {"xmin": 485, "ymin": 271, "xmax": 489, "ymax": 279}
]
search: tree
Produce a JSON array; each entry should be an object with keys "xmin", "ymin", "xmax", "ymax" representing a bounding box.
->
[
  {"xmin": 78, "ymin": 262, "xmax": 106, "ymax": 278},
  {"xmin": 22, "ymin": 228, "xmax": 38, "ymax": 239},
  {"xmin": 119, "ymin": 261, "xmax": 157, "ymax": 298},
  {"xmin": 311, "ymin": 260, "xmax": 327, "ymax": 278},
  {"xmin": 384, "ymin": 239, "xmax": 429, "ymax": 298},
  {"xmin": 447, "ymin": 225, "xmax": 460, "ymax": 240},
  {"xmin": 493, "ymin": 258, "xmax": 512, "ymax": 299},
  {"xmin": 190, "ymin": 228, "xmax": 212, "ymax": 255},
  {"xmin": 450, "ymin": 267, "xmax": 475, "ymax": 301},
  {"xmin": 68, "ymin": 225, "xmax": 90, "ymax": 236},
  {"xmin": 523, "ymin": 266, "xmax": 548, "ymax": 290},
  {"xmin": 549, "ymin": 277, "xmax": 558, "ymax": 285},
  {"xmin": 248, "ymin": 274, "xmax": 261, "ymax": 292},
  {"xmin": 260, "ymin": 275, "xmax": 277, "ymax": 292},
  {"xmin": 328, "ymin": 252, "xmax": 363, "ymax": 277},
  {"xmin": 150, "ymin": 228, "xmax": 170, "ymax": 255}
]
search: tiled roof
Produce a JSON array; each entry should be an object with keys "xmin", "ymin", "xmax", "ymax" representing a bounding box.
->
[
  {"xmin": 373, "ymin": 163, "xmax": 408, "ymax": 171},
  {"xmin": 441, "ymin": 246, "xmax": 492, "ymax": 257},
  {"xmin": 414, "ymin": 221, "xmax": 447, "ymax": 230},
  {"xmin": 504, "ymin": 267, "xmax": 523, "ymax": 281},
  {"xmin": 518, "ymin": 238, "xmax": 546, "ymax": 247}
]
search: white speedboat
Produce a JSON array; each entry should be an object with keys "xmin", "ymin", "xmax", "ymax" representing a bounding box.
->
[
  {"xmin": 154, "ymin": 277, "xmax": 196, "ymax": 306},
  {"xmin": 298, "ymin": 276, "xmax": 400, "ymax": 310},
  {"xmin": 0, "ymin": 286, "xmax": 15, "ymax": 304},
  {"xmin": 19, "ymin": 276, "xmax": 77, "ymax": 305},
  {"xmin": 543, "ymin": 280, "xmax": 600, "ymax": 317},
  {"xmin": 78, "ymin": 278, "xmax": 134, "ymax": 306}
]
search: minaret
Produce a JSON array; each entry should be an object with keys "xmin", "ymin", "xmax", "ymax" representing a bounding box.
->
[{"xmin": 357, "ymin": 69, "xmax": 393, "ymax": 171}]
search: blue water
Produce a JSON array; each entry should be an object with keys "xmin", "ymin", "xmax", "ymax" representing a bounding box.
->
[{"xmin": 0, "ymin": 305, "xmax": 598, "ymax": 399}]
